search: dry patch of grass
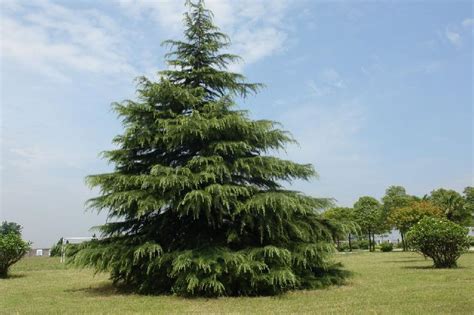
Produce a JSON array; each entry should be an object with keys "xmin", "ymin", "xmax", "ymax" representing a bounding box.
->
[{"xmin": 1, "ymin": 252, "xmax": 473, "ymax": 314}]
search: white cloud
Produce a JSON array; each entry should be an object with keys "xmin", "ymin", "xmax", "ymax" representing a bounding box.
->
[
  {"xmin": 272, "ymin": 94, "xmax": 366, "ymax": 166},
  {"xmin": 0, "ymin": 1, "xmax": 135, "ymax": 80},
  {"xmin": 7, "ymin": 145, "xmax": 88, "ymax": 171},
  {"xmin": 401, "ymin": 60, "xmax": 443, "ymax": 76},
  {"xmin": 440, "ymin": 18, "xmax": 474, "ymax": 49},
  {"xmin": 118, "ymin": 0, "xmax": 291, "ymax": 72},
  {"xmin": 1, "ymin": 0, "xmax": 292, "ymax": 79},
  {"xmin": 284, "ymin": 100, "xmax": 365, "ymax": 160},
  {"xmin": 307, "ymin": 80, "xmax": 326, "ymax": 97},
  {"xmin": 445, "ymin": 29, "xmax": 462, "ymax": 48},
  {"xmin": 230, "ymin": 27, "xmax": 287, "ymax": 69},
  {"xmin": 275, "ymin": 98, "xmax": 373, "ymax": 205},
  {"xmin": 319, "ymin": 68, "xmax": 345, "ymax": 88},
  {"xmin": 118, "ymin": 0, "xmax": 184, "ymax": 34},
  {"xmin": 307, "ymin": 68, "xmax": 346, "ymax": 96},
  {"xmin": 462, "ymin": 18, "xmax": 474, "ymax": 27}
]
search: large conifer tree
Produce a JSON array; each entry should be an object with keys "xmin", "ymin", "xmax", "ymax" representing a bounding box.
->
[{"xmin": 72, "ymin": 0, "xmax": 347, "ymax": 296}]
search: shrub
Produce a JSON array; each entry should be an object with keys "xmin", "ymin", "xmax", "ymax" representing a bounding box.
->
[
  {"xmin": 0, "ymin": 233, "xmax": 31, "ymax": 278},
  {"xmin": 50, "ymin": 238, "xmax": 63, "ymax": 257},
  {"xmin": 357, "ymin": 239, "xmax": 369, "ymax": 250},
  {"xmin": 50, "ymin": 244, "xmax": 61, "ymax": 257},
  {"xmin": 350, "ymin": 242, "xmax": 359, "ymax": 250},
  {"xmin": 468, "ymin": 236, "xmax": 474, "ymax": 247},
  {"xmin": 406, "ymin": 217, "xmax": 469, "ymax": 268},
  {"xmin": 379, "ymin": 242, "xmax": 393, "ymax": 252},
  {"xmin": 337, "ymin": 243, "xmax": 351, "ymax": 252},
  {"xmin": 64, "ymin": 244, "xmax": 79, "ymax": 258}
]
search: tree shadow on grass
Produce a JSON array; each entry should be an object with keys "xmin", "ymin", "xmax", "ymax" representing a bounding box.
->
[
  {"xmin": 384, "ymin": 258, "xmax": 426, "ymax": 263},
  {"xmin": 64, "ymin": 283, "xmax": 126, "ymax": 297},
  {"xmin": 401, "ymin": 265, "xmax": 467, "ymax": 270},
  {"xmin": 401, "ymin": 265, "xmax": 434, "ymax": 270},
  {"xmin": 64, "ymin": 283, "xmax": 167, "ymax": 298},
  {"xmin": 1, "ymin": 274, "xmax": 27, "ymax": 280}
]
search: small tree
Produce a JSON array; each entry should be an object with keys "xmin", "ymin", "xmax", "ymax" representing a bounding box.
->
[
  {"xmin": 353, "ymin": 197, "xmax": 382, "ymax": 252},
  {"xmin": 462, "ymin": 187, "xmax": 474, "ymax": 226},
  {"xmin": 388, "ymin": 200, "xmax": 443, "ymax": 251},
  {"xmin": 406, "ymin": 217, "xmax": 469, "ymax": 268},
  {"xmin": 430, "ymin": 188, "xmax": 470, "ymax": 226},
  {"xmin": 322, "ymin": 207, "xmax": 359, "ymax": 251},
  {"xmin": 0, "ymin": 221, "xmax": 22, "ymax": 236},
  {"xmin": 0, "ymin": 233, "xmax": 31, "ymax": 278},
  {"xmin": 381, "ymin": 186, "xmax": 412, "ymax": 216}
]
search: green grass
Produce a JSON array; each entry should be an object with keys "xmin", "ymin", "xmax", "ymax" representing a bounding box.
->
[{"xmin": 1, "ymin": 252, "xmax": 473, "ymax": 314}]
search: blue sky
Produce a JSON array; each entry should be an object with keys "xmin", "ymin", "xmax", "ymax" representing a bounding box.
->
[{"xmin": 1, "ymin": 0, "xmax": 472, "ymax": 247}]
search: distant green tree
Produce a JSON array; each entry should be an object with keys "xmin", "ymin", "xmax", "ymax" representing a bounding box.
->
[
  {"xmin": 0, "ymin": 221, "xmax": 22, "ymax": 236},
  {"xmin": 50, "ymin": 238, "xmax": 64, "ymax": 257},
  {"xmin": 381, "ymin": 186, "xmax": 413, "ymax": 225},
  {"xmin": 0, "ymin": 222, "xmax": 30, "ymax": 278},
  {"xmin": 322, "ymin": 207, "xmax": 359, "ymax": 251},
  {"xmin": 353, "ymin": 197, "xmax": 382, "ymax": 252},
  {"xmin": 69, "ymin": 1, "xmax": 348, "ymax": 296},
  {"xmin": 462, "ymin": 187, "xmax": 474, "ymax": 226},
  {"xmin": 430, "ymin": 189, "xmax": 470, "ymax": 226},
  {"xmin": 388, "ymin": 200, "xmax": 443, "ymax": 251}
]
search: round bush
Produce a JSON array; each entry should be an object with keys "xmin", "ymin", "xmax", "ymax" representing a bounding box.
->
[
  {"xmin": 379, "ymin": 242, "xmax": 393, "ymax": 252},
  {"xmin": 0, "ymin": 233, "xmax": 31, "ymax": 278},
  {"xmin": 357, "ymin": 240, "xmax": 369, "ymax": 250},
  {"xmin": 406, "ymin": 217, "xmax": 469, "ymax": 268}
]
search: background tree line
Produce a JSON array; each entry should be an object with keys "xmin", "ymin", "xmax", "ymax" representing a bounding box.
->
[{"xmin": 323, "ymin": 186, "xmax": 474, "ymax": 252}]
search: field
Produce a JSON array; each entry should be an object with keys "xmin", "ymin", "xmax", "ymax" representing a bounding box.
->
[{"xmin": 1, "ymin": 251, "xmax": 473, "ymax": 314}]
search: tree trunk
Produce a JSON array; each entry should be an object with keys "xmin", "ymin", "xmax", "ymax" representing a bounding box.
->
[
  {"xmin": 368, "ymin": 231, "xmax": 372, "ymax": 252},
  {"xmin": 401, "ymin": 232, "xmax": 405, "ymax": 251},
  {"xmin": 0, "ymin": 265, "xmax": 8, "ymax": 279},
  {"xmin": 372, "ymin": 233, "xmax": 376, "ymax": 252},
  {"xmin": 348, "ymin": 233, "xmax": 352, "ymax": 252}
]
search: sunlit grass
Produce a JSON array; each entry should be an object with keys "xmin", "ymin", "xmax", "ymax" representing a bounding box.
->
[{"xmin": 1, "ymin": 251, "xmax": 473, "ymax": 314}]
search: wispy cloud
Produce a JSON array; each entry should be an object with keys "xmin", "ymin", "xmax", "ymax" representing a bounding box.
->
[
  {"xmin": 6, "ymin": 145, "xmax": 90, "ymax": 172},
  {"xmin": 0, "ymin": 1, "xmax": 135, "ymax": 80},
  {"xmin": 441, "ymin": 17, "xmax": 474, "ymax": 49},
  {"xmin": 117, "ymin": 0, "xmax": 291, "ymax": 72},
  {"xmin": 402, "ymin": 60, "xmax": 443, "ymax": 76},
  {"xmin": 462, "ymin": 18, "xmax": 474, "ymax": 28},
  {"xmin": 1, "ymin": 0, "xmax": 292, "ymax": 79},
  {"xmin": 307, "ymin": 68, "xmax": 346, "ymax": 96},
  {"xmin": 445, "ymin": 29, "xmax": 462, "ymax": 48},
  {"xmin": 273, "ymin": 86, "xmax": 366, "ymax": 168},
  {"xmin": 283, "ymin": 100, "xmax": 365, "ymax": 161},
  {"xmin": 319, "ymin": 68, "xmax": 345, "ymax": 88}
]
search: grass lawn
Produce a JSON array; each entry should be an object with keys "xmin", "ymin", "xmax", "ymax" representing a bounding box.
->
[{"xmin": 1, "ymin": 251, "xmax": 473, "ymax": 314}]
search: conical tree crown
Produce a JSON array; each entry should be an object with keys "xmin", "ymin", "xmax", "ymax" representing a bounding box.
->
[
  {"xmin": 162, "ymin": 1, "xmax": 261, "ymax": 98},
  {"xmin": 71, "ymin": 0, "xmax": 347, "ymax": 296}
]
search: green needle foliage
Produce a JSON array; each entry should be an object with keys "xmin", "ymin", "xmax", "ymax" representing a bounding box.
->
[{"xmin": 71, "ymin": 0, "xmax": 348, "ymax": 297}]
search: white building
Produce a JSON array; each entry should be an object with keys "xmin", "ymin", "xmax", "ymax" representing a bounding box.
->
[
  {"xmin": 374, "ymin": 229, "xmax": 402, "ymax": 244},
  {"xmin": 468, "ymin": 227, "xmax": 474, "ymax": 237}
]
